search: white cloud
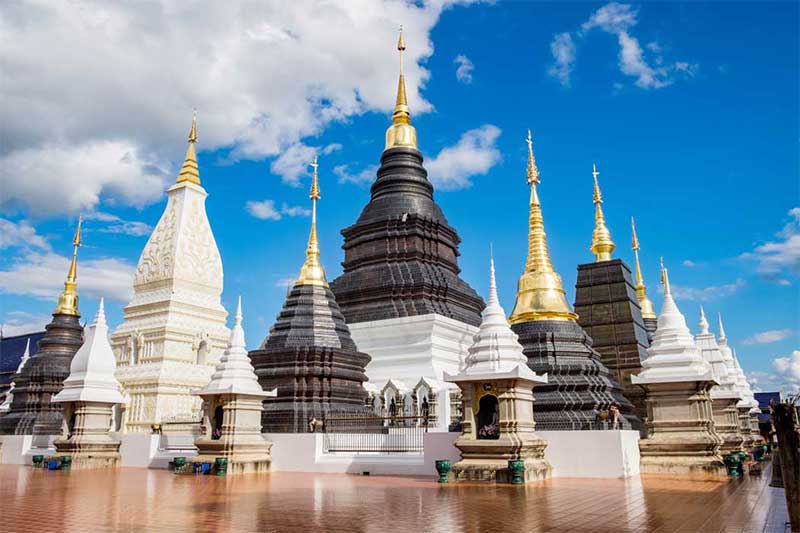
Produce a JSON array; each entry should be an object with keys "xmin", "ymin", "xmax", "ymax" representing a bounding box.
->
[
  {"xmin": 742, "ymin": 329, "xmax": 794, "ymax": 346},
  {"xmin": 246, "ymin": 200, "xmax": 282, "ymax": 221},
  {"xmin": 1, "ymin": 0, "xmax": 480, "ymax": 215},
  {"xmin": 280, "ymin": 204, "xmax": 311, "ymax": 217},
  {"xmin": 335, "ymin": 164, "xmax": 379, "ymax": 186},
  {"xmin": 550, "ymin": 2, "xmax": 697, "ymax": 90},
  {"xmin": 682, "ymin": 259, "xmax": 697, "ymax": 267},
  {"xmin": 454, "ymin": 54, "xmax": 474, "ymax": 83},
  {"xmin": 548, "ymin": 32, "xmax": 576, "ymax": 87},
  {"xmin": 668, "ymin": 278, "xmax": 746, "ymax": 302},
  {"xmin": 0, "ymin": 251, "xmax": 135, "ymax": 303},
  {"xmin": 773, "ymin": 350, "xmax": 800, "ymax": 390},
  {"xmin": 84, "ymin": 211, "xmax": 152, "ymax": 237},
  {"xmin": 741, "ymin": 207, "xmax": 800, "ymax": 282},
  {"xmin": 0, "ymin": 218, "xmax": 50, "ymax": 251},
  {"xmin": 0, "ymin": 311, "xmax": 51, "ymax": 336},
  {"xmin": 426, "ymin": 124, "xmax": 502, "ymax": 191},
  {"xmin": 275, "ymin": 276, "xmax": 297, "ymax": 289}
]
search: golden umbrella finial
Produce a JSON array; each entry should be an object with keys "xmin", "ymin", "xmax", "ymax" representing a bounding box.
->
[
  {"xmin": 296, "ymin": 156, "xmax": 328, "ymax": 287},
  {"xmin": 509, "ymin": 130, "xmax": 577, "ymax": 324},
  {"xmin": 630, "ymin": 217, "xmax": 656, "ymax": 319},
  {"xmin": 589, "ymin": 163, "xmax": 615, "ymax": 262},
  {"xmin": 54, "ymin": 216, "xmax": 83, "ymax": 316},
  {"xmin": 176, "ymin": 111, "xmax": 201, "ymax": 185},
  {"xmin": 385, "ymin": 25, "xmax": 417, "ymax": 151}
]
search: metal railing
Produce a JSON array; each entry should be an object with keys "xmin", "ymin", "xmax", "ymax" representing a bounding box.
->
[{"xmin": 321, "ymin": 414, "xmax": 428, "ymax": 454}]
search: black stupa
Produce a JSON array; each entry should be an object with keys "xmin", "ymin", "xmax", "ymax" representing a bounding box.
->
[
  {"xmin": 249, "ymin": 159, "xmax": 371, "ymax": 433},
  {"xmin": 329, "ymin": 30, "xmax": 484, "ymax": 327},
  {"xmin": 0, "ymin": 220, "xmax": 84, "ymax": 435}
]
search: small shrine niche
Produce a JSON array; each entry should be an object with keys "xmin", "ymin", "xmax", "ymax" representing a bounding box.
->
[{"xmin": 475, "ymin": 384, "xmax": 500, "ymax": 440}]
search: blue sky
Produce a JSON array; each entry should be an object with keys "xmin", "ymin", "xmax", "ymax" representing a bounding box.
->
[{"xmin": 1, "ymin": 1, "xmax": 797, "ymax": 391}]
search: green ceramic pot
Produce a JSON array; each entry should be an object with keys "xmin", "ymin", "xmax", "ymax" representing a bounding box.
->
[
  {"xmin": 724, "ymin": 454, "xmax": 740, "ymax": 477},
  {"xmin": 32, "ymin": 455, "xmax": 44, "ymax": 468},
  {"xmin": 215, "ymin": 457, "xmax": 228, "ymax": 476},
  {"xmin": 435, "ymin": 460, "xmax": 451, "ymax": 483},
  {"xmin": 60, "ymin": 456, "xmax": 72, "ymax": 471},
  {"xmin": 508, "ymin": 460, "xmax": 525, "ymax": 485}
]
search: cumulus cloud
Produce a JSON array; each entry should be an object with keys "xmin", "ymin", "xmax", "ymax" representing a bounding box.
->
[
  {"xmin": 246, "ymin": 199, "xmax": 311, "ymax": 220},
  {"xmin": 454, "ymin": 54, "xmax": 474, "ymax": 83},
  {"xmin": 269, "ymin": 143, "xmax": 342, "ymax": 186},
  {"xmin": 772, "ymin": 350, "xmax": 800, "ymax": 391},
  {"xmin": 682, "ymin": 259, "xmax": 698, "ymax": 267},
  {"xmin": 740, "ymin": 207, "xmax": 800, "ymax": 283},
  {"xmin": 668, "ymin": 278, "xmax": 746, "ymax": 302},
  {"xmin": 84, "ymin": 211, "xmax": 152, "ymax": 237},
  {"xmin": 548, "ymin": 2, "xmax": 696, "ymax": 89},
  {"xmin": 0, "ymin": 251, "xmax": 135, "ymax": 303},
  {"xmin": 426, "ymin": 124, "xmax": 502, "ymax": 190},
  {"xmin": 335, "ymin": 164, "xmax": 380, "ymax": 186},
  {"xmin": 0, "ymin": 311, "xmax": 51, "ymax": 337},
  {"xmin": 0, "ymin": 218, "xmax": 50, "ymax": 251},
  {"xmin": 0, "ymin": 0, "xmax": 479, "ymax": 215},
  {"xmin": 742, "ymin": 329, "xmax": 794, "ymax": 346}
]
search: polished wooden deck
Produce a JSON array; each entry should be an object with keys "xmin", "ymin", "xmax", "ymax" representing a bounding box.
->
[{"xmin": 0, "ymin": 463, "xmax": 789, "ymax": 532}]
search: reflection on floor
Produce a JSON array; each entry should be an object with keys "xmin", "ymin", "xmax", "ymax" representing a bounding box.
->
[{"xmin": 0, "ymin": 462, "xmax": 789, "ymax": 532}]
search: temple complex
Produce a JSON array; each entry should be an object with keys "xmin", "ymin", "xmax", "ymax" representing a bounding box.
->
[
  {"xmin": 194, "ymin": 298, "xmax": 274, "ymax": 474},
  {"xmin": 329, "ymin": 31, "xmax": 484, "ymax": 429},
  {"xmin": 445, "ymin": 257, "xmax": 550, "ymax": 483},
  {"xmin": 694, "ymin": 307, "xmax": 743, "ymax": 454},
  {"xmin": 250, "ymin": 158, "xmax": 371, "ymax": 433},
  {"xmin": 632, "ymin": 261, "xmax": 725, "ymax": 478},
  {"xmin": 112, "ymin": 116, "xmax": 230, "ymax": 433},
  {"xmin": 0, "ymin": 219, "xmax": 85, "ymax": 438},
  {"xmin": 573, "ymin": 166, "xmax": 650, "ymax": 422},
  {"xmin": 52, "ymin": 299, "xmax": 126, "ymax": 469},
  {"xmin": 509, "ymin": 133, "xmax": 639, "ymax": 431}
]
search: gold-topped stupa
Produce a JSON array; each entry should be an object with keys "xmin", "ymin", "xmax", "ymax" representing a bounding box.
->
[
  {"xmin": 53, "ymin": 216, "xmax": 83, "ymax": 316},
  {"xmin": 296, "ymin": 156, "xmax": 328, "ymax": 287},
  {"xmin": 631, "ymin": 217, "xmax": 657, "ymax": 319},
  {"xmin": 589, "ymin": 164, "xmax": 615, "ymax": 262},
  {"xmin": 384, "ymin": 26, "xmax": 418, "ymax": 151},
  {"xmin": 509, "ymin": 131, "xmax": 578, "ymax": 324},
  {"xmin": 176, "ymin": 112, "xmax": 200, "ymax": 185}
]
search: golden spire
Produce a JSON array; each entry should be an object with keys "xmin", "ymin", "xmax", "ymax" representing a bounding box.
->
[
  {"xmin": 53, "ymin": 216, "xmax": 82, "ymax": 316},
  {"xmin": 176, "ymin": 111, "xmax": 201, "ymax": 185},
  {"xmin": 384, "ymin": 26, "xmax": 418, "ymax": 151},
  {"xmin": 296, "ymin": 155, "xmax": 328, "ymax": 287},
  {"xmin": 631, "ymin": 217, "xmax": 657, "ymax": 319},
  {"xmin": 509, "ymin": 131, "xmax": 578, "ymax": 324},
  {"xmin": 589, "ymin": 163, "xmax": 615, "ymax": 262}
]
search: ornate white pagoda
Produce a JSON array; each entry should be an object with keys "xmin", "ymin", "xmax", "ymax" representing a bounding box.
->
[
  {"xmin": 112, "ymin": 115, "xmax": 229, "ymax": 433},
  {"xmin": 631, "ymin": 261, "xmax": 725, "ymax": 478}
]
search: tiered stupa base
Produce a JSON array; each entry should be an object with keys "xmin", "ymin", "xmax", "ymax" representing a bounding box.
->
[
  {"xmin": 54, "ymin": 402, "xmax": 121, "ymax": 469},
  {"xmin": 511, "ymin": 320, "xmax": 641, "ymax": 431},
  {"xmin": 711, "ymin": 396, "xmax": 744, "ymax": 454}
]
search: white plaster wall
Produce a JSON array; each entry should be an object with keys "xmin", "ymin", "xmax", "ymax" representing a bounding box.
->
[
  {"xmin": 0, "ymin": 435, "xmax": 33, "ymax": 465},
  {"xmin": 117, "ymin": 433, "xmax": 162, "ymax": 468},
  {"xmin": 538, "ymin": 430, "xmax": 640, "ymax": 478}
]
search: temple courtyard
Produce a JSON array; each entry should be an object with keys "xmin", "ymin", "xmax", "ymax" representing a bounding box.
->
[{"xmin": 0, "ymin": 464, "xmax": 788, "ymax": 532}]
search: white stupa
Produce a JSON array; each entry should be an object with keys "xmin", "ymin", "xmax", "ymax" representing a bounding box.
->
[
  {"xmin": 54, "ymin": 299, "xmax": 124, "ymax": 405},
  {"xmin": 0, "ymin": 339, "xmax": 30, "ymax": 412},
  {"xmin": 717, "ymin": 314, "xmax": 762, "ymax": 444},
  {"xmin": 632, "ymin": 265, "xmax": 713, "ymax": 386},
  {"xmin": 446, "ymin": 258, "xmax": 546, "ymax": 384}
]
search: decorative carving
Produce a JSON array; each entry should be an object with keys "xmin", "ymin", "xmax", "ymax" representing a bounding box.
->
[{"xmin": 134, "ymin": 201, "xmax": 177, "ymax": 286}]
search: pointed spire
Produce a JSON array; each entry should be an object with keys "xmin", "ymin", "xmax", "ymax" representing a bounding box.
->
[
  {"xmin": 698, "ymin": 306, "xmax": 709, "ymax": 335},
  {"xmin": 660, "ymin": 256, "xmax": 671, "ymax": 296},
  {"xmin": 509, "ymin": 130, "xmax": 577, "ymax": 325},
  {"xmin": 176, "ymin": 111, "xmax": 201, "ymax": 185},
  {"xmin": 631, "ymin": 217, "xmax": 656, "ymax": 319},
  {"xmin": 718, "ymin": 313, "xmax": 728, "ymax": 343},
  {"xmin": 296, "ymin": 156, "xmax": 328, "ymax": 287},
  {"xmin": 54, "ymin": 216, "xmax": 82, "ymax": 316},
  {"xmin": 384, "ymin": 26, "xmax": 418, "ymax": 151},
  {"xmin": 95, "ymin": 297, "xmax": 107, "ymax": 327},
  {"xmin": 589, "ymin": 164, "xmax": 615, "ymax": 262},
  {"xmin": 488, "ymin": 252, "xmax": 498, "ymax": 307}
]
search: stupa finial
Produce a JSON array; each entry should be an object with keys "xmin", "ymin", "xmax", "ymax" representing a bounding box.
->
[
  {"xmin": 296, "ymin": 157, "xmax": 328, "ymax": 287},
  {"xmin": 698, "ymin": 306, "xmax": 709, "ymax": 335},
  {"xmin": 718, "ymin": 312, "xmax": 728, "ymax": 342},
  {"xmin": 630, "ymin": 217, "xmax": 656, "ymax": 319},
  {"xmin": 176, "ymin": 111, "xmax": 201, "ymax": 185},
  {"xmin": 660, "ymin": 257, "xmax": 671, "ymax": 296},
  {"xmin": 509, "ymin": 130, "xmax": 577, "ymax": 324},
  {"xmin": 590, "ymin": 164, "xmax": 615, "ymax": 262},
  {"xmin": 384, "ymin": 26, "xmax": 417, "ymax": 150},
  {"xmin": 54, "ymin": 216, "xmax": 82, "ymax": 316}
]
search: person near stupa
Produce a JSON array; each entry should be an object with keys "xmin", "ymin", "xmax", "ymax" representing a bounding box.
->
[
  {"xmin": 631, "ymin": 260, "xmax": 725, "ymax": 478},
  {"xmin": 445, "ymin": 255, "xmax": 551, "ymax": 483},
  {"xmin": 572, "ymin": 166, "xmax": 651, "ymax": 422},
  {"xmin": 694, "ymin": 306, "xmax": 744, "ymax": 455},
  {"xmin": 193, "ymin": 297, "xmax": 274, "ymax": 474},
  {"xmin": 0, "ymin": 218, "xmax": 85, "ymax": 439},
  {"xmin": 509, "ymin": 131, "xmax": 639, "ymax": 431},
  {"xmin": 249, "ymin": 157, "xmax": 371, "ymax": 433},
  {"xmin": 112, "ymin": 114, "xmax": 230, "ymax": 433},
  {"xmin": 52, "ymin": 298, "xmax": 126, "ymax": 469},
  {"xmin": 329, "ymin": 29, "xmax": 484, "ymax": 430}
]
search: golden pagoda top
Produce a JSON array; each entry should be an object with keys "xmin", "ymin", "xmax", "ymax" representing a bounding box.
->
[
  {"xmin": 296, "ymin": 155, "xmax": 328, "ymax": 287},
  {"xmin": 631, "ymin": 217, "xmax": 657, "ymax": 319},
  {"xmin": 589, "ymin": 164, "xmax": 615, "ymax": 262},
  {"xmin": 509, "ymin": 131, "xmax": 578, "ymax": 324},
  {"xmin": 54, "ymin": 216, "xmax": 82, "ymax": 316},
  {"xmin": 176, "ymin": 112, "xmax": 201, "ymax": 185},
  {"xmin": 384, "ymin": 26, "xmax": 418, "ymax": 151}
]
